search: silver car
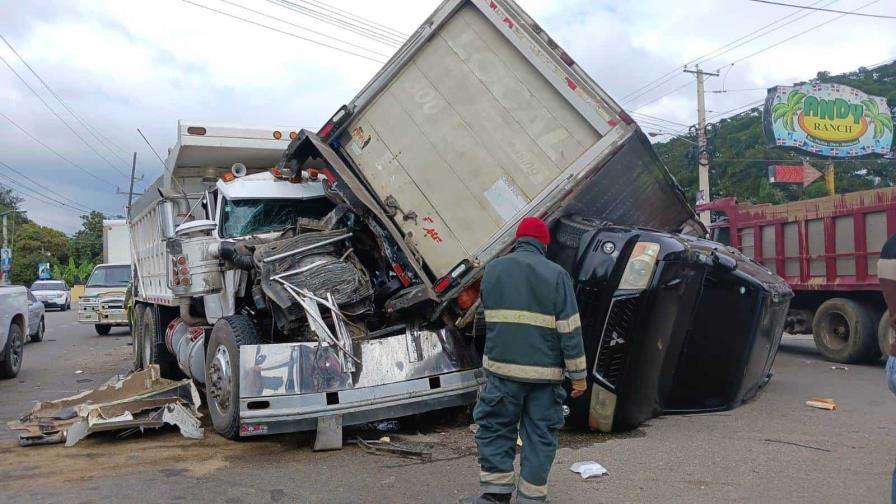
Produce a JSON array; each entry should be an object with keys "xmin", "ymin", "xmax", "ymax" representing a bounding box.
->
[{"xmin": 25, "ymin": 289, "xmax": 45, "ymax": 342}]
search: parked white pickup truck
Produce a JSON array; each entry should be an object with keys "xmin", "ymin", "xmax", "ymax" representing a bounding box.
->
[{"xmin": 0, "ymin": 285, "xmax": 30, "ymax": 379}]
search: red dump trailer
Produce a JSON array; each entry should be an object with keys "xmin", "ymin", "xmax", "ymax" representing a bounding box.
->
[{"xmin": 698, "ymin": 187, "xmax": 896, "ymax": 363}]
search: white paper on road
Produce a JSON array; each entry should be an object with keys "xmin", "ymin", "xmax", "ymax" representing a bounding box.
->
[{"xmin": 570, "ymin": 461, "xmax": 608, "ymax": 479}]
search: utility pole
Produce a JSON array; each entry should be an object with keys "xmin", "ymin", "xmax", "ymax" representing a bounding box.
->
[
  {"xmin": 684, "ymin": 65, "xmax": 719, "ymax": 227},
  {"xmin": 117, "ymin": 152, "xmax": 143, "ymax": 218},
  {"xmin": 127, "ymin": 152, "xmax": 137, "ymax": 218},
  {"xmin": 2, "ymin": 213, "xmax": 7, "ymax": 285},
  {"xmin": 824, "ymin": 160, "xmax": 835, "ymax": 196}
]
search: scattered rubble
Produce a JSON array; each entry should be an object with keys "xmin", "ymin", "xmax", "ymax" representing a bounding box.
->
[
  {"xmin": 805, "ymin": 397, "xmax": 836, "ymax": 411},
  {"xmin": 7, "ymin": 365, "xmax": 203, "ymax": 447},
  {"xmin": 570, "ymin": 461, "xmax": 608, "ymax": 479}
]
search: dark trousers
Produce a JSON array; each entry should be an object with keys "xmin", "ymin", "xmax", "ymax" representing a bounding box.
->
[{"xmin": 474, "ymin": 373, "xmax": 566, "ymax": 503}]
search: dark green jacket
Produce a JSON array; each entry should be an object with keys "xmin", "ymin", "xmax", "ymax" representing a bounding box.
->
[{"xmin": 480, "ymin": 237, "xmax": 586, "ymax": 383}]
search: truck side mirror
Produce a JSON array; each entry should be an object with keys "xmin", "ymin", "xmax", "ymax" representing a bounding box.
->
[
  {"xmin": 158, "ymin": 201, "xmax": 177, "ymax": 240},
  {"xmin": 711, "ymin": 251, "xmax": 737, "ymax": 272}
]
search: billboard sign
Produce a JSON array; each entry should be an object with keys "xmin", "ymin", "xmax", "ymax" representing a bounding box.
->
[
  {"xmin": 0, "ymin": 248, "xmax": 10, "ymax": 273},
  {"xmin": 38, "ymin": 262, "xmax": 51, "ymax": 280},
  {"xmin": 763, "ymin": 82, "xmax": 893, "ymax": 158},
  {"xmin": 767, "ymin": 162, "xmax": 824, "ymax": 187}
]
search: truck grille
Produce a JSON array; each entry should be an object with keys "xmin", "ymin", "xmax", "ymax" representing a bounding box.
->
[{"xmin": 594, "ymin": 296, "xmax": 640, "ymax": 390}]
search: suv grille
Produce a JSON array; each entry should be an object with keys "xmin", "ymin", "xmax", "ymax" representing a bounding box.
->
[{"xmin": 594, "ymin": 296, "xmax": 640, "ymax": 390}]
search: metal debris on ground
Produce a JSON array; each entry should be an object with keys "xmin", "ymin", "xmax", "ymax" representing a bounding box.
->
[
  {"xmin": 355, "ymin": 436, "xmax": 433, "ymax": 461},
  {"xmin": 805, "ymin": 397, "xmax": 837, "ymax": 411},
  {"xmin": 7, "ymin": 365, "xmax": 203, "ymax": 447},
  {"xmin": 570, "ymin": 461, "xmax": 608, "ymax": 479},
  {"xmin": 830, "ymin": 366, "xmax": 848, "ymax": 371}
]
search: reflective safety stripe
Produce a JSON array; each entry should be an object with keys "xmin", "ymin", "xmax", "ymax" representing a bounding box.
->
[
  {"xmin": 485, "ymin": 309, "xmax": 555, "ymax": 329},
  {"xmin": 518, "ymin": 478, "xmax": 548, "ymax": 499},
  {"xmin": 556, "ymin": 313, "xmax": 581, "ymax": 333},
  {"xmin": 565, "ymin": 354, "xmax": 587, "ymax": 373},
  {"xmin": 879, "ymin": 258, "xmax": 896, "ymax": 281},
  {"xmin": 483, "ymin": 356, "xmax": 563, "ymax": 381},
  {"xmin": 480, "ymin": 470, "xmax": 515, "ymax": 485}
]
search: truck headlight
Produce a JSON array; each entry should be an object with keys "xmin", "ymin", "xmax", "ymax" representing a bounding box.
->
[{"xmin": 618, "ymin": 242, "xmax": 660, "ymax": 290}]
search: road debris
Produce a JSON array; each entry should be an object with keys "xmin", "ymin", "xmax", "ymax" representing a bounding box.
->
[
  {"xmin": 355, "ymin": 436, "xmax": 433, "ymax": 461},
  {"xmin": 805, "ymin": 397, "xmax": 836, "ymax": 411},
  {"xmin": 570, "ymin": 461, "xmax": 608, "ymax": 479},
  {"xmin": 830, "ymin": 366, "xmax": 848, "ymax": 371},
  {"xmin": 764, "ymin": 438, "xmax": 831, "ymax": 452},
  {"xmin": 7, "ymin": 365, "xmax": 203, "ymax": 447}
]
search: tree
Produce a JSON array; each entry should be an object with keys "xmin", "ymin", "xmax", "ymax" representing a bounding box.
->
[{"xmin": 68, "ymin": 211, "xmax": 105, "ymax": 264}]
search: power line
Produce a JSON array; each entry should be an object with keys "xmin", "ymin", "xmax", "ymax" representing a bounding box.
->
[
  {"xmin": 216, "ymin": 0, "xmax": 392, "ymax": 58},
  {"xmin": 630, "ymin": 81, "xmax": 693, "ymax": 112},
  {"xmin": 0, "ymin": 51, "xmax": 131, "ymax": 180},
  {"xmin": 728, "ymin": 0, "xmax": 882, "ymax": 66},
  {"xmin": 632, "ymin": 112, "xmax": 691, "ymax": 127},
  {"xmin": 710, "ymin": 87, "xmax": 769, "ymax": 93},
  {"xmin": 296, "ymin": 0, "xmax": 409, "ymax": 39},
  {"xmin": 266, "ymin": 0, "xmax": 405, "ymax": 47},
  {"xmin": 618, "ymin": 0, "xmax": 835, "ymax": 104},
  {"xmin": 0, "ymin": 160, "xmax": 98, "ymax": 213},
  {"xmin": 0, "ymin": 110, "xmax": 118, "ymax": 189},
  {"xmin": 747, "ymin": 0, "xmax": 896, "ymax": 19},
  {"xmin": 0, "ymin": 162, "xmax": 91, "ymax": 214},
  {"xmin": 182, "ymin": 0, "xmax": 387, "ymax": 64}
]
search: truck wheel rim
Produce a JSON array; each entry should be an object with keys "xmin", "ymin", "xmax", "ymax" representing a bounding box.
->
[
  {"xmin": 143, "ymin": 332, "xmax": 152, "ymax": 367},
  {"xmin": 208, "ymin": 345, "xmax": 232, "ymax": 413},
  {"xmin": 11, "ymin": 331, "xmax": 21, "ymax": 370},
  {"xmin": 822, "ymin": 311, "xmax": 849, "ymax": 350}
]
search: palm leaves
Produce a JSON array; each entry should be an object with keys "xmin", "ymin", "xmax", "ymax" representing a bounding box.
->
[
  {"xmin": 862, "ymin": 98, "xmax": 894, "ymax": 140},
  {"xmin": 771, "ymin": 90, "xmax": 805, "ymax": 132}
]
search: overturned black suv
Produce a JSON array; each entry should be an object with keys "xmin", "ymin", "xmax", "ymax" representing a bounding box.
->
[{"xmin": 546, "ymin": 217, "xmax": 793, "ymax": 432}]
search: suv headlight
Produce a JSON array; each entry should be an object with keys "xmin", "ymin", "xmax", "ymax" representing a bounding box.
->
[{"xmin": 618, "ymin": 242, "xmax": 660, "ymax": 290}]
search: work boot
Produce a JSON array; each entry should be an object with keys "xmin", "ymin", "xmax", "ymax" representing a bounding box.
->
[{"xmin": 457, "ymin": 493, "xmax": 512, "ymax": 504}]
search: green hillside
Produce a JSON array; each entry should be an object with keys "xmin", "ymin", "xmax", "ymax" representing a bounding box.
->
[{"xmin": 653, "ymin": 60, "xmax": 896, "ymax": 206}]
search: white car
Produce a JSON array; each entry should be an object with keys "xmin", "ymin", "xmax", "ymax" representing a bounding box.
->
[
  {"xmin": 0, "ymin": 285, "xmax": 29, "ymax": 379},
  {"xmin": 30, "ymin": 280, "xmax": 71, "ymax": 311}
]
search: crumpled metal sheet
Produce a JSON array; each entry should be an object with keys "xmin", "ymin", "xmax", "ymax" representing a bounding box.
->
[{"xmin": 7, "ymin": 365, "xmax": 203, "ymax": 447}]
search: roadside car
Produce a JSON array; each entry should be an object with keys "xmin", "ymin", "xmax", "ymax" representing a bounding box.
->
[
  {"xmin": 0, "ymin": 285, "xmax": 30, "ymax": 379},
  {"xmin": 25, "ymin": 289, "xmax": 45, "ymax": 343},
  {"xmin": 78, "ymin": 263, "xmax": 131, "ymax": 335},
  {"xmin": 30, "ymin": 280, "xmax": 71, "ymax": 311}
]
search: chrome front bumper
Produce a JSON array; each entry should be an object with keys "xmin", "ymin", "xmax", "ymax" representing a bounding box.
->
[
  {"xmin": 237, "ymin": 326, "xmax": 483, "ymax": 436},
  {"xmin": 78, "ymin": 304, "xmax": 128, "ymax": 325}
]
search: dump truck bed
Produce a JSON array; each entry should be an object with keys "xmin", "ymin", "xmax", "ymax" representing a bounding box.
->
[{"xmin": 322, "ymin": 0, "xmax": 696, "ymax": 280}]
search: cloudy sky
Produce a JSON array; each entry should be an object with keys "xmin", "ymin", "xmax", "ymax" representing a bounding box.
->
[{"xmin": 1, "ymin": 0, "xmax": 894, "ymax": 232}]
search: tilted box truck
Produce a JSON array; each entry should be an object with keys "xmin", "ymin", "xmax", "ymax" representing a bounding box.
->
[{"xmin": 129, "ymin": 0, "xmax": 789, "ymax": 444}]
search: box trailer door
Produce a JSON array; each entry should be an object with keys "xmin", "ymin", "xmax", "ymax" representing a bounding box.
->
[{"xmin": 336, "ymin": 1, "xmax": 623, "ymax": 277}]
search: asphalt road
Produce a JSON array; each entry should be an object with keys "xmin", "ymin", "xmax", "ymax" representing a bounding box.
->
[{"xmin": 1, "ymin": 309, "xmax": 893, "ymax": 503}]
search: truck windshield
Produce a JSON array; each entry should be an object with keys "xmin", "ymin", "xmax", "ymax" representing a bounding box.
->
[
  {"xmin": 220, "ymin": 198, "xmax": 334, "ymax": 238},
  {"xmin": 87, "ymin": 266, "xmax": 131, "ymax": 288}
]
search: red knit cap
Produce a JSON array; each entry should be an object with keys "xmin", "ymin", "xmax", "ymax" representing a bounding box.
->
[{"xmin": 515, "ymin": 216, "xmax": 550, "ymax": 246}]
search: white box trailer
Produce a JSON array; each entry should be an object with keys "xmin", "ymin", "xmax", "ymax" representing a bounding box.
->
[
  {"xmin": 129, "ymin": 0, "xmax": 699, "ymax": 446},
  {"xmin": 102, "ymin": 219, "xmax": 131, "ymax": 265}
]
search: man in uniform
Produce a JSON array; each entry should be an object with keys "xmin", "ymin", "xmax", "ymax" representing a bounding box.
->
[
  {"xmin": 461, "ymin": 216, "xmax": 588, "ymax": 504},
  {"xmin": 878, "ymin": 233, "xmax": 896, "ymax": 503}
]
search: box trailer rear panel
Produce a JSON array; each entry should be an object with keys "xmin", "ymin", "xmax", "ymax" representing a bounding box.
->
[{"xmin": 310, "ymin": 0, "xmax": 698, "ymax": 282}]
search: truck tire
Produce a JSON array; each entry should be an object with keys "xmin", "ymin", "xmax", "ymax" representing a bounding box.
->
[
  {"xmin": 879, "ymin": 310, "xmax": 893, "ymax": 358},
  {"xmin": 812, "ymin": 298, "xmax": 878, "ymax": 364},
  {"xmin": 30, "ymin": 317, "xmax": 44, "ymax": 343},
  {"xmin": 140, "ymin": 305, "xmax": 180, "ymax": 378},
  {"xmin": 0, "ymin": 322, "xmax": 24, "ymax": 379},
  {"xmin": 131, "ymin": 305, "xmax": 144, "ymax": 371},
  {"xmin": 206, "ymin": 314, "xmax": 261, "ymax": 440},
  {"xmin": 554, "ymin": 215, "xmax": 605, "ymax": 248},
  {"xmin": 94, "ymin": 324, "xmax": 111, "ymax": 336}
]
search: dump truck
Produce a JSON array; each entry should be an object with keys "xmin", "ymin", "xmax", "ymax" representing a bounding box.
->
[
  {"xmin": 699, "ymin": 187, "xmax": 895, "ymax": 363},
  {"xmin": 129, "ymin": 0, "xmax": 789, "ymax": 444}
]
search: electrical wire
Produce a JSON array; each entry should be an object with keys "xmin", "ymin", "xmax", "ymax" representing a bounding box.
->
[
  {"xmin": 618, "ymin": 0, "xmax": 836, "ymax": 104},
  {"xmin": 0, "ymin": 51, "xmax": 131, "ymax": 180},
  {"xmin": 296, "ymin": 0, "xmax": 410, "ymax": 39},
  {"xmin": 630, "ymin": 81, "xmax": 693, "ymax": 112},
  {"xmin": 632, "ymin": 112, "xmax": 691, "ymax": 127},
  {"xmin": 0, "ymin": 162, "xmax": 91, "ymax": 214},
  {"xmin": 0, "ymin": 110, "xmax": 118, "ymax": 189},
  {"xmin": 182, "ymin": 0, "xmax": 388, "ymax": 63},
  {"xmin": 0, "ymin": 160, "xmax": 98, "ymax": 213},
  {"xmin": 727, "ymin": 0, "xmax": 882, "ymax": 66},
  {"xmin": 216, "ymin": 0, "xmax": 393, "ymax": 58},
  {"xmin": 747, "ymin": 0, "xmax": 896, "ymax": 19},
  {"xmin": 266, "ymin": 0, "xmax": 405, "ymax": 47}
]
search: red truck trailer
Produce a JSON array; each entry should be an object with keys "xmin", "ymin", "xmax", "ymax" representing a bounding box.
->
[{"xmin": 698, "ymin": 187, "xmax": 896, "ymax": 363}]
